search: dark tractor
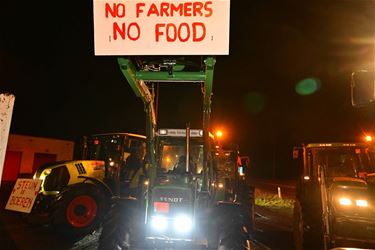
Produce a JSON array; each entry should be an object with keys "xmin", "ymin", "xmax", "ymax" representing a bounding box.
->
[{"xmin": 293, "ymin": 143, "xmax": 375, "ymax": 250}]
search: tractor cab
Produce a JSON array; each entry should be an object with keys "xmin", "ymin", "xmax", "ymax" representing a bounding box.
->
[
  {"xmin": 293, "ymin": 143, "xmax": 375, "ymax": 249},
  {"xmin": 145, "ymin": 128, "xmax": 213, "ymax": 241},
  {"xmin": 84, "ymin": 133, "xmax": 147, "ymax": 196}
]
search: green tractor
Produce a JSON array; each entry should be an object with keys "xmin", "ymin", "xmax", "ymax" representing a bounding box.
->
[{"xmin": 98, "ymin": 57, "xmax": 252, "ymax": 249}]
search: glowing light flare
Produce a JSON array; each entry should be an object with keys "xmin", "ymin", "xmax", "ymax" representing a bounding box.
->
[
  {"xmin": 356, "ymin": 199, "xmax": 368, "ymax": 207},
  {"xmin": 215, "ymin": 130, "xmax": 223, "ymax": 138},
  {"xmin": 338, "ymin": 197, "xmax": 352, "ymax": 206},
  {"xmin": 218, "ymin": 183, "xmax": 224, "ymax": 189},
  {"xmin": 174, "ymin": 215, "xmax": 193, "ymax": 233},
  {"xmin": 295, "ymin": 78, "xmax": 321, "ymax": 95},
  {"xmin": 365, "ymin": 135, "xmax": 373, "ymax": 142},
  {"xmin": 151, "ymin": 215, "xmax": 168, "ymax": 231}
]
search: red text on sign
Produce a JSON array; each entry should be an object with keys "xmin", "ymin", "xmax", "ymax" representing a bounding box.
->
[
  {"xmin": 113, "ymin": 22, "xmax": 141, "ymax": 40},
  {"xmin": 9, "ymin": 196, "xmax": 32, "ymax": 209},
  {"xmin": 136, "ymin": 1, "xmax": 213, "ymax": 18},
  {"xmin": 16, "ymin": 180, "xmax": 39, "ymax": 191},
  {"xmin": 155, "ymin": 22, "xmax": 206, "ymax": 42},
  {"xmin": 105, "ymin": 3, "xmax": 126, "ymax": 18}
]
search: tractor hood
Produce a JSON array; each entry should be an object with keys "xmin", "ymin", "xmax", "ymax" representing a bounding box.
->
[
  {"xmin": 151, "ymin": 175, "xmax": 194, "ymax": 216},
  {"xmin": 330, "ymin": 176, "xmax": 375, "ymax": 217},
  {"xmin": 332, "ymin": 176, "xmax": 368, "ymax": 188}
]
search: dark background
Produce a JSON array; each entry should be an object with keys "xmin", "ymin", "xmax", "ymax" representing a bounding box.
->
[{"xmin": 1, "ymin": 0, "xmax": 375, "ymax": 179}]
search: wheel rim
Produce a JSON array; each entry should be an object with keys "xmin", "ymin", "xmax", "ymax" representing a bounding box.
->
[{"xmin": 66, "ymin": 195, "xmax": 98, "ymax": 228}]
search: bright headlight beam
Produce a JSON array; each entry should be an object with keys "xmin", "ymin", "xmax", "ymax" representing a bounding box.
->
[
  {"xmin": 338, "ymin": 197, "xmax": 352, "ymax": 206},
  {"xmin": 174, "ymin": 215, "xmax": 193, "ymax": 233},
  {"xmin": 356, "ymin": 199, "xmax": 368, "ymax": 207},
  {"xmin": 151, "ymin": 216, "xmax": 168, "ymax": 231}
]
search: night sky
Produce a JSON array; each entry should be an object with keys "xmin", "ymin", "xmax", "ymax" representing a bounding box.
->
[{"xmin": 1, "ymin": 0, "xmax": 374, "ymax": 179}]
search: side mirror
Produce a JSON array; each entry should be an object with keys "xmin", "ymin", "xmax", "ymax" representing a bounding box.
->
[{"xmin": 351, "ymin": 70, "xmax": 375, "ymax": 107}]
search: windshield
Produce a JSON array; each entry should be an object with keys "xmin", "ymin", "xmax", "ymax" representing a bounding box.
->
[
  {"xmin": 215, "ymin": 151, "xmax": 236, "ymax": 178},
  {"xmin": 312, "ymin": 146, "xmax": 375, "ymax": 178},
  {"xmin": 159, "ymin": 143, "xmax": 204, "ymax": 175},
  {"xmin": 86, "ymin": 135, "xmax": 124, "ymax": 163},
  {"xmin": 86, "ymin": 134, "xmax": 146, "ymax": 165}
]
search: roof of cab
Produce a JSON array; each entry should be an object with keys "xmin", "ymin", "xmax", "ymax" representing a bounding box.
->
[{"xmin": 89, "ymin": 132, "xmax": 146, "ymax": 140}]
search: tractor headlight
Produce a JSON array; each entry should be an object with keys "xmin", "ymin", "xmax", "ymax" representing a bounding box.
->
[
  {"xmin": 151, "ymin": 215, "xmax": 168, "ymax": 231},
  {"xmin": 355, "ymin": 199, "xmax": 368, "ymax": 207},
  {"xmin": 338, "ymin": 197, "xmax": 352, "ymax": 206},
  {"xmin": 337, "ymin": 197, "xmax": 369, "ymax": 208},
  {"xmin": 174, "ymin": 214, "xmax": 193, "ymax": 233},
  {"xmin": 37, "ymin": 169, "xmax": 52, "ymax": 181}
]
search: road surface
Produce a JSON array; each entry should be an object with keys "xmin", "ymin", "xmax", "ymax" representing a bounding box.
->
[{"xmin": 0, "ymin": 179, "xmax": 295, "ymax": 250}]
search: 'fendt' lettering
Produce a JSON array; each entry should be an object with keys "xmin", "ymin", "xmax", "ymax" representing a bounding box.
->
[{"xmin": 159, "ymin": 197, "xmax": 183, "ymax": 202}]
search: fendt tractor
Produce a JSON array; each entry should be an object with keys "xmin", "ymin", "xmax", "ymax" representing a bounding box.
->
[
  {"xmin": 30, "ymin": 132, "xmax": 146, "ymax": 237},
  {"xmin": 98, "ymin": 56, "xmax": 253, "ymax": 250},
  {"xmin": 292, "ymin": 142, "xmax": 375, "ymax": 250}
]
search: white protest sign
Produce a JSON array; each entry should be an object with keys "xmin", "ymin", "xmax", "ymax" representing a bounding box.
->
[
  {"xmin": 93, "ymin": 0, "xmax": 230, "ymax": 55},
  {"xmin": 6, "ymin": 178, "xmax": 42, "ymax": 213},
  {"xmin": 0, "ymin": 93, "xmax": 15, "ymax": 188}
]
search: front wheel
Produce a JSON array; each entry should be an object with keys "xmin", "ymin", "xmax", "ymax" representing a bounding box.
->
[{"xmin": 52, "ymin": 184, "xmax": 108, "ymax": 238}]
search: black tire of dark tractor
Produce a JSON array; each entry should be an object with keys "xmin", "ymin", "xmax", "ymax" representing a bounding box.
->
[
  {"xmin": 51, "ymin": 183, "xmax": 109, "ymax": 239},
  {"xmin": 207, "ymin": 204, "xmax": 251, "ymax": 250},
  {"xmin": 293, "ymin": 201, "xmax": 323, "ymax": 250},
  {"xmin": 98, "ymin": 201, "xmax": 133, "ymax": 250},
  {"xmin": 245, "ymin": 201, "xmax": 255, "ymax": 233},
  {"xmin": 235, "ymin": 184, "xmax": 255, "ymax": 233}
]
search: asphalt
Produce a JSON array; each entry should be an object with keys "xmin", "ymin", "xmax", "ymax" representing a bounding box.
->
[{"xmin": 0, "ymin": 182, "xmax": 20, "ymax": 250}]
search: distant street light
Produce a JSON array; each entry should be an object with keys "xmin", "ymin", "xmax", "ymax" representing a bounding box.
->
[
  {"xmin": 215, "ymin": 130, "xmax": 223, "ymax": 139},
  {"xmin": 365, "ymin": 135, "xmax": 372, "ymax": 142}
]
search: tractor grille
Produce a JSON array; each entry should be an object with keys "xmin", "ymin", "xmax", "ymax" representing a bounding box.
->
[
  {"xmin": 75, "ymin": 162, "xmax": 87, "ymax": 175},
  {"xmin": 151, "ymin": 187, "xmax": 193, "ymax": 215}
]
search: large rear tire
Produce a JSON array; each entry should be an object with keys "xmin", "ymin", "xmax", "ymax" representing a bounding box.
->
[
  {"xmin": 293, "ymin": 201, "xmax": 323, "ymax": 250},
  {"xmin": 52, "ymin": 183, "xmax": 108, "ymax": 238}
]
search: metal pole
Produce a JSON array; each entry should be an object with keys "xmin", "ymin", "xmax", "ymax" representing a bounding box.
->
[{"xmin": 186, "ymin": 125, "xmax": 190, "ymax": 173}]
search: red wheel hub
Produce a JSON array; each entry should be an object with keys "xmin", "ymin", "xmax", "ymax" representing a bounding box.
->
[{"xmin": 66, "ymin": 195, "xmax": 98, "ymax": 228}]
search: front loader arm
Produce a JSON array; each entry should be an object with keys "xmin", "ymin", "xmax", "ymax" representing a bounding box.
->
[
  {"xmin": 117, "ymin": 57, "xmax": 157, "ymax": 184},
  {"xmin": 117, "ymin": 56, "xmax": 216, "ymax": 190},
  {"xmin": 202, "ymin": 57, "xmax": 215, "ymax": 192}
]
